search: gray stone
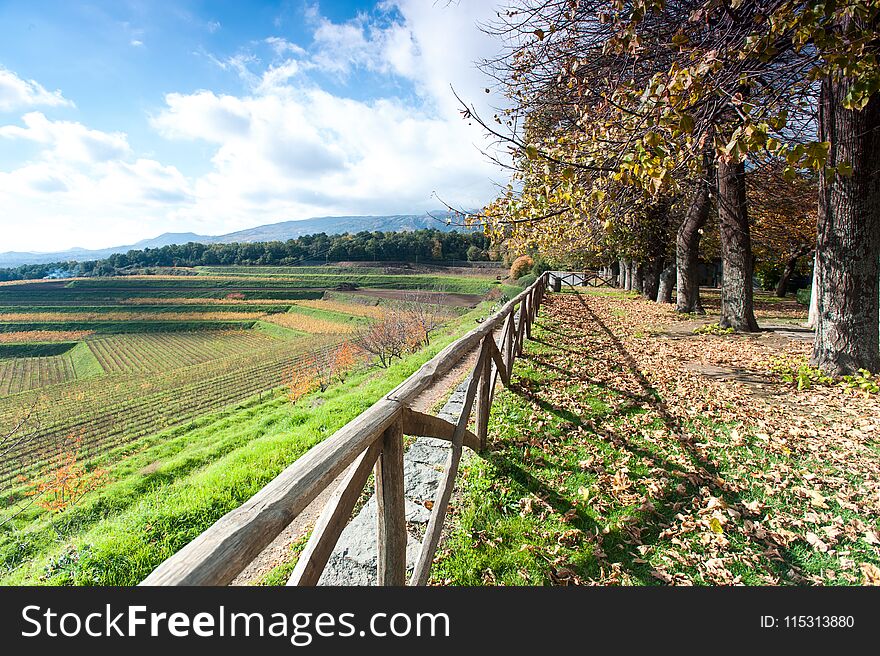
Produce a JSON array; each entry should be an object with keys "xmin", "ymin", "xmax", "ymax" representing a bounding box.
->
[
  {"xmin": 317, "ymin": 378, "xmax": 472, "ymax": 586},
  {"xmin": 403, "ymin": 459, "xmax": 443, "ymax": 501},
  {"xmin": 407, "ymin": 437, "xmax": 450, "ymax": 466}
]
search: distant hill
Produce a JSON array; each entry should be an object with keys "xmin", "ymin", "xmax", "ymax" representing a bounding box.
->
[{"xmin": 0, "ymin": 212, "xmax": 470, "ymax": 267}]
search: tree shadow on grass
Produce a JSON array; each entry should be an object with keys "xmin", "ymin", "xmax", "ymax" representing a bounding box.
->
[{"xmin": 476, "ymin": 291, "xmax": 805, "ymax": 585}]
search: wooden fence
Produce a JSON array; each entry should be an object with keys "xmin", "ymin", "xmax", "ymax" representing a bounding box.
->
[
  {"xmin": 549, "ymin": 270, "xmax": 614, "ymax": 289},
  {"xmin": 140, "ymin": 271, "xmax": 550, "ymax": 586}
]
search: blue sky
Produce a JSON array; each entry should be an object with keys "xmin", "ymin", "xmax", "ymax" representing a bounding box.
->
[{"xmin": 0, "ymin": 1, "xmax": 506, "ymax": 252}]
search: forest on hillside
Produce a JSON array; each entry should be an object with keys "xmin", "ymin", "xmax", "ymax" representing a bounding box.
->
[{"xmin": 0, "ymin": 229, "xmax": 494, "ymax": 281}]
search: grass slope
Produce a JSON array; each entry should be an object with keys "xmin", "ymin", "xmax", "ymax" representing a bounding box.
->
[
  {"xmin": 69, "ymin": 342, "xmax": 104, "ymax": 379},
  {"xmin": 0, "ymin": 301, "xmax": 496, "ymax": 585}
]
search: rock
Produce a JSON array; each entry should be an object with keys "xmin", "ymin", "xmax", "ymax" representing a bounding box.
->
[{"xmin": 317, "ymin": 379, "xmax": 471, "ymax": 586}]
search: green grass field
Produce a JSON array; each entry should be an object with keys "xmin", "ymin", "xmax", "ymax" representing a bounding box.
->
[
  {"xmin": 0, "ymin": 296, "xmax": 498, "ymax": 585},
  {"xmin": 0, "ymin": 264, "xmax": 504, "ymax": 585}
]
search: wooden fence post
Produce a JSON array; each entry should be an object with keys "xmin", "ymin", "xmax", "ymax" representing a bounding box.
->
[
  {"xmin": 515, "ymin": 304, "xmax": 526, "ymax": 356},
  {"xmin": 375, "ymin": 417, "xmax": 406, "ymax": 586},
  {"xmin": 504, "ymin": 314, "xmax": 515, "ymax": 379},
  {"xmin": 475, "ymin": 337, "xmax": 492, "ymax": 450},
  {"xmin": 287, "ymin": 440, "xmax": 382, "ymax": 586},
  {"xmin": 524, "ymin": 293, "xmax": 532, "ymax": 340}
]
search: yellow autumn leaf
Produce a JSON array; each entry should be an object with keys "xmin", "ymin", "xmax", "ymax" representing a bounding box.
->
[{"xmin": 709, "ymin": 517, "xmax": 724, "ymax": 534}]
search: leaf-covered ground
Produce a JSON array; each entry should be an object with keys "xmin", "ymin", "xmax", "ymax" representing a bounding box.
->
[{"xmin": 432, "ymin": 289, "xmax": 880, "ymax": 586}]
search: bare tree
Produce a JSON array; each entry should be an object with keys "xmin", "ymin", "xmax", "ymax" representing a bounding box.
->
[
  {"xmin": 0, "ymin": 404, "xmax": 41, "ymax": 528},
  {"xmin": 356, "ymin": 310, "xmax": 422, "ymax": 368},
  {"xmin": 398, "ymin": 292, "xmax": 447, "ymax": 346}
]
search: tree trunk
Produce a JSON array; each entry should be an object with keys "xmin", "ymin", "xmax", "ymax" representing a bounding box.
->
[
  {"xmin": 617, "ymin": 259, "xmax": 626, "ymax": 288},
  {"xmin": 806, "ymin": 253, "xmax": 818, "ymax": 329},
  {"xmin": 642, "ymin": 258, "xmax": 662, "ymax": 301},
  {"xmin": 716, "ymin": 156, "xmax": 759, "ymax": 331},
  {"xmin": 676, "ymin": 168, "xmax": 712, "ymax": 314},
  {"xmin": 624, "ymin": 260, "xmax": 632, "ymax": 290},
  {"xmin": 775, "ymin": 249, "xmax": 809, "ymax": 298},
  {"xmin": 631, "ymin": 263, "xmax": 644, "ymax": 294},
  {"xmin": 810, "ymin": 74, "xmax": 880, "ymax": 375},
  {"xmin": 657, "ymin": 264, "xmax": 675, "ymax": 303}
]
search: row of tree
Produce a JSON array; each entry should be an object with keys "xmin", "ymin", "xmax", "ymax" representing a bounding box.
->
[
  {"xmin": 0, "ymin": 229, "xmax": 493, "ymax": 281},
  {"xmin": 470, "ymin": 0, "xmax": 879, "ymax": 375}
]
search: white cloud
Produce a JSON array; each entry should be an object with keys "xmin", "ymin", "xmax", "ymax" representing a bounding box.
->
[
  {"xmin": 265, "ymin": 37, "xmax": 306, "ymax": 58},
  {"xmin": 1, "ymin": 1, "xmax": 510, "ymax": 252},
  {"xmin": 0, "ymin": 67, "xmax": 74, "ymax": 112},
  {"xmin": 0, "ymin": 114, "xmax": 192, "ymax": 250},
  {"xmin": 306, "ymin": 12, "xmax": 418, "ymax": 80},
  {"xmin": 130, "ymin": 39, "xmax": 144, "ymax": 47},
  {"xmin": 147, "ymin": 66, "xmax": 501, "ymax": 232},
  {"xmin": 151, "ymin": 91, "xmax": 251, "ymax": 142},
  {"xmin": 0, "ymin": 112, "xmax": 131, "ymax": 163}
]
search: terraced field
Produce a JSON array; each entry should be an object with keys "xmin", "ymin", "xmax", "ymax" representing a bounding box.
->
[
  {"xmin": 0, "ymin": 342, "xmax": 101, "ymax": 394},
  {"xmin": 0, "ymin": 336, "xmax": 341, "ymax": 484},
  {"xmin": 88, "ymin": 331, "xmax": 276, "ymax": 373},
  {"xmin": 0, "ymin": 265, "xmax": 498, "ymax": 488},
  {"xmin": 0, "ymin": 351, "xmax": 77, "ymax": 394}
]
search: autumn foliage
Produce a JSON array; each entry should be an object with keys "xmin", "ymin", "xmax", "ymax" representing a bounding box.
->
[
  {"xmin": 284, "ymin": 342, "xmax": 362, "ymax": 404},
  {"xmin": 355, "ymin": 307, "xmax": 439, "ymax": 368},
  {"xmin": 24, "ymin": 437, "xmax": 108, "ymax": 513},
  {"xmin": 510, "ymin": 255, "xmax": 534, "ymax": 281}
]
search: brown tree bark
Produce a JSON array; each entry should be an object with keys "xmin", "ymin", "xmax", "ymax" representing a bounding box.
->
[
  {"xmin": 775, "ymin": 247, "xmax": 811, "ymax": 298},
  {"xmin": 717, "ymin": 156, "xmax": 759, "ymax": 331},
  {"xmin": 642, "ymin": 258, "xmax": 662, "ymax": 301},
  {"xmin": 640, "ymin": 197, "xmax": 673, "ymax": 302},
  {"xmin": 631, "ymin": 263, "xmax": 644, "ymax": 294},
  {"xmin": 657, "ymin": 263, "xmax": 675, "ymax": 303},
  {"xmin": 810, "ymin": 75, "xmax": 880, "ymax": 375},
  {"xmin": 676, "ymin": 166, "xmax": 713, "ymax": 314}
]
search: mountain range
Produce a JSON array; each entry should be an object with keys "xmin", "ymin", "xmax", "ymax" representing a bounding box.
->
[{"xmin": 0, "ymin": 212, "xmax": 473, "ymax": 268}]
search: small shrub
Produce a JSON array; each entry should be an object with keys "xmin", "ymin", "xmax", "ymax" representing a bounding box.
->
[
  {"xmin": 766, "ymin": 356, "xmax": 876, "ymax": 393},
  {"xmin": 24, "ymin": 437, "xmax": 109, "ymax": 513},
  {"xmin": 841, "ymin": 369, "xmax": 880, "ymax": 396},
  {"xmin": 517, "ymin": 273, "xmax": 537, "ymax": 288},
  {"xmin": 769, "ymin": 357, "xmax": 832, "ymax": 390},
  {"xmin": 41, "ymin": 544, "xmax": 97, "ymax": 584},
  {"xmin": 693, "ymin": 323, "xmax": 735, "ymax": 336},
  {"xmin": 796, "ymin": 287, "xmax": 811, "ymax": 306},
  {"xmin": 284, "ymin": 342, "xmax": 362, "ymax": 402},
  {"xmin": 510, "ymin": 255, "xmax": 534, "ymax": 280}
]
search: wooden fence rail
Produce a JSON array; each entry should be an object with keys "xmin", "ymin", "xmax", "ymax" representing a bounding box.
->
[
  {"xmin": 140, "ymin": 271, "xmax": 551, "ymax": 586},
  {"xmin": 549, "ymin": 270, "xmax": 614, "ymax": 289}
]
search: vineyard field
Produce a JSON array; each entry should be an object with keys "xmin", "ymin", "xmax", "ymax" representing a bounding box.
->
[
  {"xmin": 0, "ymin": 336, "xmax": 341, "ymax": 483},
  {"xmin": 0, "ymin": 351, "xmax": 77, "ymax": 395},
  {"xmin": 0, "ymin": 264, "xmax": 495, "ymax": 488},
  {"xmin": 87, "ymin": 331, "xmax": 277, "ymax": 373}
]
